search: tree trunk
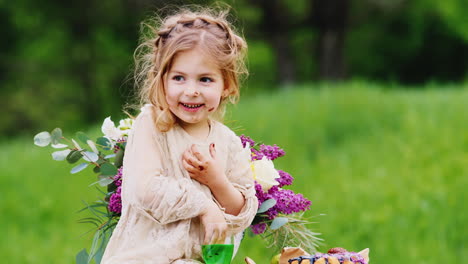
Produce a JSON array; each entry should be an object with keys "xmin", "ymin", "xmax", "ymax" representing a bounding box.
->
[
  {"xmin": 256, "ymin": 0, "xmax": 296, "ymax": 87},
  {"xmin": 312, "ymin": 0, "xmax": 350, "ymax": 80}
]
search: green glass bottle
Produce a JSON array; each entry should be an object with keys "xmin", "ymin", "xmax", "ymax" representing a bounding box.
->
[{"xmin": 201, "ymin": 244, "xmax": 234, "ymax": 264}]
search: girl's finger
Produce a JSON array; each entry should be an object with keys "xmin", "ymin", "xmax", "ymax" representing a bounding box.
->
[
  {"xmin": 204, "ymin": 225, "xmax": 216, "ymax": 244},
  {"xmin": 182, "ymin": 159, "xmax": 197, "ymax": 173},
  {"xmin": 191, "ymin": 144, "xmax": 206, "ymax": 162},
  {"xmin": 183, "ymin": 150, "xmax": 202, "ymax": 168}
]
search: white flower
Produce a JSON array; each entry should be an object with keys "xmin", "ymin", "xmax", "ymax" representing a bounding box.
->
[
  {"xmin": 251, "ymin": 156, "xmax": 280, "ymax": 191},
  {"xmin": 101, "ymin": 117, "xmax": 121, "ymax": 140},
  {"xmin": 117, "ymin": 118, "xmax": 134, "ymax": 137}
]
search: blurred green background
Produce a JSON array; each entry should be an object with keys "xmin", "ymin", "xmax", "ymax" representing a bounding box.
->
[{"xmin": 1, "ymin": 0, "xmax": 467, "ymax": 263}]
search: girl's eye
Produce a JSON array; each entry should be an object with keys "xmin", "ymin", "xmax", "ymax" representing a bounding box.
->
[
  {"xmin": 200, "ymin": 77, "xmax": 213, "ymax": 83},
  {"xmin": 173, "ymin": 75, "xmax": 185, "ymax": 82}
]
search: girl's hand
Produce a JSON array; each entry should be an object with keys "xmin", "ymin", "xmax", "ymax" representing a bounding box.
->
[
  {"xmin": 200, "ymin": 200, "xmax": 228, "ymax": 244},
  {"xmin": 182, "ymin": 143, "xmax": 227, "ymax": 189}
]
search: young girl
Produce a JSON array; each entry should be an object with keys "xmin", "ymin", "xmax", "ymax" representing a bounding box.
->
[{"xmin": 101, "ymin": 7, "xmax": 258, "ymax": 264}]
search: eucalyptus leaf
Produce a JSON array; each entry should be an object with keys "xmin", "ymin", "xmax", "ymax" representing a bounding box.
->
[
  {"xmin": 258, "ymin": 198, "xmax": 277, "ymax": 213},
  {"xmin": 82, "ymin": 151, "xmax": 99, "ymax": 162},
  {"xmin": 114, "ymin": 149, "xmax": 124, "ymax": 168},
  {"xmin": 104, "ymin": 154, "xmax": 116, "ymax": 159},
  {"xmin": 101, "ymin": 163, "xmax": 118, "ymax": 176},
  {"xmin": 51, "ymin": 143, "xmax": 69, "ymax": 149},
  {"xmin": 76, "ymin": 249, "xmax": 89, "ymax": 264},
  {"xmin": 52, "ymin": 149, "xmax": 71, "ymax": 161},
  {"xmin": 72, "ymin": 139, "xmax": 82, "ymax": 150},
  {"xmin": 71, "ymin": 163, "xmax": 89, "ymax": 174},
  {"xmin": 67, "ymin": 150, "xmax": 83, "ymax": 164},
  {"xmin": 270, "ymin": 217, "xmax": 288, "ymax": 230},
  {"xmin": 76, "ymin": 132, "xmax": 90, "ymax": 144},
  {"xmin": 51, "ymin": 128, "xmax": 63, "ymax": 145},
  {"xmin": 87, "ymin": 140, "xmax": 99, "ymax": 154},
  {"xmin": 93, "ymin": 166, "xmax": 101, "ymax": 174},
  {"xmin": 33, "ymin": 131, "xmax": 51, "ymax": 147},
  {"xmin": 96, "ymin": 137, "xmax": 112, "ymax": 151},
  {"xmin": 98, "ymin": 176, "xmax": 114, "ymax": 186}
]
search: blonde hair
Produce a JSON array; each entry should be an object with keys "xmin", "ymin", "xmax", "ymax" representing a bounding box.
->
[{"xmin": 133, "ymin": 5, "xmax": 248, "ymax": 132}]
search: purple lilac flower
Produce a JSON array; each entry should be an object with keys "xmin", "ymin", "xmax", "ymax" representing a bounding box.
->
[
  {"xmin": 251, "ymin": 149, "xmax": 264, "ymax": 161},
  {"xmin": 240, "ymin": 135, "xmax": 255, "ymax": 148},
  {"xmin": 113, "ymin": 138, "xmax": 127, "ymax": 153},
  {"xmin": 254, "ymin": 182, "xmax": 271, "ymax": 205},
  {"xmin": 255, "ymin": 182, "xmax": 312, "ymax": 222},
  {"xmin": 268, "ymin": 186, "xmax": 311, "ymax": 215},
  {"xmin": 251, "ymin": 223, "xmax": 267, "ymax": 235},
  {"xmin": 108, "ymin": 186, "xmax": 122, "ymax": 214},
  {"xmin": 113, "ymin": 166, "xmax": 123, "ymax": 186},
  {"xmin": 276, "ymin": 170, "xmax": 293, "ymax": 187},
  {"xmin": 259, "ymin": 144, "xmax": 285, "ymax": 161}
]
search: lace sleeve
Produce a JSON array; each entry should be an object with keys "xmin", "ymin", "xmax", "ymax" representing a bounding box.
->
[
  {"xmin": 122, "ymin": 110, "xmax": 209, "ymax": 225},
  {"xmin": 222, "ymin": 134, "xmax": 258, "ymax": 234}
]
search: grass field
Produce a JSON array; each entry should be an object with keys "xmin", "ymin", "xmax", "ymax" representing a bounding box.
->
[{"xmin": 1, "ymin": 81, "xmax": 468, "ymax": 263}]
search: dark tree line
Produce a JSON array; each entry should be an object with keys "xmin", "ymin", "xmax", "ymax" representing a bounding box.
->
[{"xmin": 1, "ymin": 0, "xmax": 467, "ymax": 136}]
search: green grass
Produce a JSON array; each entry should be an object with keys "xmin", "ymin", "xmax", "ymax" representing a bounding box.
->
[{"xmin": 2, "ymin": 81, "xmax": 468, "ymax": 263}]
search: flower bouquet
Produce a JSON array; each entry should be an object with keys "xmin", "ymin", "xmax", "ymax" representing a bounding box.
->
[
  {"xmin": 34, "ymin": 117, "xmax": 132, "ymax": 264},
  {"xmin": 240, "ymin": 135, "xmax": 322, "ymax": 253},
  {"xmin": 34, "ymin": 115, "xmax": 321, "ymax": 264}
]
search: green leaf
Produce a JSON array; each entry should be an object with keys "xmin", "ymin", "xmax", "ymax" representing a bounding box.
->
[
  {"xmin": 270, "ymin": 217, "xmax": 288, "ymax": 230},
  {"xmin": 76, "ymin": 249, "xmax": 89, "ymax": 264},
  {"xmin": 82, "ymin": 151, "xmax": 99, "ymax": 162},
  {"xmin": 93, "ymin": 166, "xmax": 101, "ymax": 174},
  {"xmin": 52, "ymin": 149, "xmax": 71, "ymax": 161},
  {"xmin": 76, "ymin": 132, "xmax": 90, "ymax": 144},
  {"xmin": 258, "ymin": 198, "xmax": 276, "ymax": 213},
  {"xmin": 98, "ymin": 176, "xmax": 114, "ymax": 186},
  {"xmin": 94, "ymin": 247, "xmax": 104, "ymax": 264},
  {"xmin": 71, "ymin": 163, "xmax": 89, "ymax": 174},
  {"xmin": 88, "ymin": 229, "xmax": 102, "ymax": 263},
  {"xmin": 34, "ymin": 131, "xmax": 51, "ymax": 147},
  {"xmin": 67, "ymin": 150, "xmax": 83, "ymax": 164},
  {"xmin": 51, "ymin": 128, "xmax": 63, "ymax": 145},
  {"xmin": 104, "ymin": 154, "xmax": 116, "ymax": 159},
  {"xmin": 51, "ymin": 143, "xmax": 69, "ymax": 149},
  {"xmin": 101, "ymin": 163, "xmax": 117, "ymax": 176},
  {"xmin": 72, "ymin": 139, "xmax": 82, "ymax": 150},
  {"xmin": 114, "ymin": 149, "xmax": 124, "ymax": 168},
  {"xmin": 87, "ymin": 140, "xmax": 99, "ymax": 153},
  {"xmin": 96, "ymin": 137, "xmax": 112, "ymax": 151}
]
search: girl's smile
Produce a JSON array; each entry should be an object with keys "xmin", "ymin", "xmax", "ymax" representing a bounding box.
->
[
  {"xmin": 180, "ymin": 102, "xmax": 205, "ymax": 112},
  {"xmin": 165, "ymin": 48, "xmax": 226, "ymax": 133}
]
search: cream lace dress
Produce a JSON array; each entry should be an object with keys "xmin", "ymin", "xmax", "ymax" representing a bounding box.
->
[{"xmin": 101, "ymin": 105, "xmax": 258, "ymax": 264}]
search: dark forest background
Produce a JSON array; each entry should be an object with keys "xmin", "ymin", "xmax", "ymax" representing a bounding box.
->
[{"xmin": 1, "ymin": 0, "xmax": 467, "ymax": 136}]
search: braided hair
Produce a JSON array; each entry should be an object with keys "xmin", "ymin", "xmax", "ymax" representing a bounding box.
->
[{"xmin": 134, "ymin": 6, "xmax": 248, "ymax": 132}]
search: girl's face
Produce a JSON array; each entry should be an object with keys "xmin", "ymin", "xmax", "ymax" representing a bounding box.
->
[{"xmin": 165, "ymin": 48, "xmax": 226, "ymax": 131}]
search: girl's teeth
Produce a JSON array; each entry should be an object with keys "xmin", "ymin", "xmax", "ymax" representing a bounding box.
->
[{"xmin": 182, "ymin": 103, "xmax": 203, "ymax": 108}]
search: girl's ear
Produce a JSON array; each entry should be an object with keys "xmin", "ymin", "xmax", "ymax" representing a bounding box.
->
[
  {"xmin": 358, "ymin": 248, "xmax": 369, "ymax": 263},
  {"xmin": 222, "ymin": 85, "xmax": 230, "ymax": 98}
]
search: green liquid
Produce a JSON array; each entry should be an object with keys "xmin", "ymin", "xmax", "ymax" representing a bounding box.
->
[{"xmin": 201, "ymin": 244, "xmax": 234, "ymax": 264}]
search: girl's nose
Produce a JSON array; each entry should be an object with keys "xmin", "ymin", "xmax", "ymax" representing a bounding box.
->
[{"xmin": 185, "ymin": 86, "xmax": 200, "ymax": 96}]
